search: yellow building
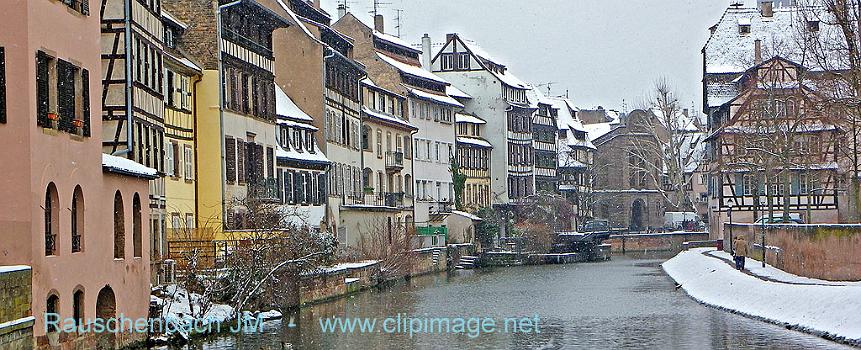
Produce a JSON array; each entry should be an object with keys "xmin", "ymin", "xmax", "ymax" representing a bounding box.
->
[{"xmin": 162, "ymin": 12, "xmax": 204, "ymax": 246}]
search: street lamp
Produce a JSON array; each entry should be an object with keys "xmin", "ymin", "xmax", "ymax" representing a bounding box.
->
[{"xmin": 727, "ymin": 203, "xmax": 734, "ymax": 255}]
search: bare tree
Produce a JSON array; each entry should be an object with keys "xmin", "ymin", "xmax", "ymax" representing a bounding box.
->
[
  {"xmin": 346, "ymin": 217, "xmax": 417, "ymax": 281},
  {"xmin": 629, "ymin": 79, "xmax": 701, "ymax": 212}
]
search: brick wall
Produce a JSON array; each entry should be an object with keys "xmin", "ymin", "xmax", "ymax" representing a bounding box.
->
[
  {"xmin": 163, "ymin": 0, "xmax": 219, "ymax": 69},
  {"xmin": 299, "ymin": 261, "xmax": 382, "ymax": 306},
  {"xmin": 727, "ymin": 224, "xmax": 861, "ymax": 281},
  {"xmin": 0, "ymin": 266, "xmax": 33, "ymax": 350},
  {"xmin": 410, "ymin": 248, "xmax": 447, "ymax": 276},
  {"xmin": 606, "ymin": 232, "xmax": 710, "ymax": 253}
]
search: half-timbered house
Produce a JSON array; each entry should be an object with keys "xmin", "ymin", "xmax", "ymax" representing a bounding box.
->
[
  {"xmin": 426, "ymin": 33, "xmax": 537, "ymax": 207},
  {"xmin": 455, "ymin": 112, "xmax": 492, "ymax": 212},
  {"xmin": 552, "ymin": 97, "xmax": 596, "ymax": 228},
  {"xmin": 705, "ymin": 56, "xmax": 843, "ymax": 234},
  {"xmin": 333, "ymin": 14, "xmax": 462, "ymax": 232}
]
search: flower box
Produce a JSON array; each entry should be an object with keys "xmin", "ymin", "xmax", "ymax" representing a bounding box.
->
[
  {"xmin": 72, "ymin": 119, "xmax": 84, "ymax": 128},
  {"xmin": 47, "ymin": 113, "xmax": 60, "ymax": 121}
]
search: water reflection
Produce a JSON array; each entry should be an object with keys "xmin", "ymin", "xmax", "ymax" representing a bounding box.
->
[{"xmin": 166, "ymin": 255, "xmax": 852, "ymax": 350}]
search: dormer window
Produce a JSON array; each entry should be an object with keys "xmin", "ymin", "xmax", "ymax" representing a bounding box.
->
[
  {"xmin": 738, "ymin": 18, "xmax": 752, "ymax": 35},
  {"xmin": 808, "ymin": 20, "xmax": 820, "ymax": 32}
]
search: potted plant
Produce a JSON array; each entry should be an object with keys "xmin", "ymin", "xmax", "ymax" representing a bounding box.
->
[
  {"xmin": 47, "ymin": 112, "xmax": 60, "ymax": 129},
  {"xmin": 72, "ymin": 119, "xmax": 84, "ymax": 136},
  {"xmin": 363, "ymin": 186, "xmax": 375, "ymax": 194}
]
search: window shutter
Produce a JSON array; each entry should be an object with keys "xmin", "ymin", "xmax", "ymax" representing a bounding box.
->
[
  {"xmin": 255, "ymin": 143, "xmax": 265, "ymax": 181},
  {"xmin": 172, "ymin": 142, "xmax": 181, "ymax": 178},
  {"xmin": 225, "ymin": 137, "xmax": 236, "ymax": 183},
  {"xmin": 266, "ymin": 146, "xmax": 274, "ymax": 179},
  {"xmin": 791, "ymin": 174, "xmax": 800, "ymax": 195},
  {"xmin": 237, "ymin": 139, "xmax": 246, "ymax": 184},
  {"xmin": 36, "ymin": 52, "xmax": 49, "ymax": 127},
  {"xmin": 81, "ymin": 0, "xmax": 89, "ymax": 15},
  {"xmin": 57, "ymin": 60, "xmax": 76, "ymax": 132},
  {"xmin": 164, "ymin": 140, "xmax": 173, "ymax": 176},
  {"xmin": 184, "ymin": 146, "xmax": 193, "ymax": 180},
  {"xmin": 0, "ymin": 47, "xmax": 5, "ymax": 124},
  {"xmin": 81, "ymin": 68, "xmax": 90, "ymax": 136}
]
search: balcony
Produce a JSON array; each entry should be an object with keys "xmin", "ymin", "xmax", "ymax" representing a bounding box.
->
[
  {"xmin": 343, "ymin": 192, "xmax": 406, "ymax": 209},
  {"xmin": 430, "ymin": 201, "xmax": 453, "ymax": 214},
  {"xmin": 385, "ymin": 151, "xmax": 405, "ymax": 172},
  {"xmin": 248, "ymin": 177, "xmax": 280, "ymax": 202}
]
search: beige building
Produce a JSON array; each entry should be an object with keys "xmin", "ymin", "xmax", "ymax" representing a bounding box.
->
[
  {"xmin": 0, "ymin": 0, "xmax": 156, "ymax": 347},
  {"xmin": 455, "ymin": 112, "xmax": 492, "ymax": 211}
]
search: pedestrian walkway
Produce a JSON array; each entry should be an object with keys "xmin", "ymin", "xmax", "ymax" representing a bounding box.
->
[
  {"xmin": 663, "ymin": 248, "xmax": 861, "ymax": 347},
  {"xmin": 702, "ymin": 249, "xmax": 858, "ymax": 287}
]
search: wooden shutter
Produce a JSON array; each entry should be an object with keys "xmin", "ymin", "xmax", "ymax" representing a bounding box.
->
[
  {"xmin": 0, "ymin": 47, "xmax": 5, "ymax": 124},
  {"xmin": 56, "ymin": 59, "xmax": 76, "ymax": 132},
  {"xmin": 80, "ymin": 0, "xmax": 89, "ymax": 15},
  {"xmin": 81, "ymin": 68, "xmax": 90, "ymax": 136},
  {"xmin": 36, "ymin": 52, "xmax": 49, "ymax": 127},
  {"xmin": 266, "ymin": 146, "xmax": 274, "ymax": 179},
  {"xmin": 225, "ymin": 137, "xmax": 236, "ymax": 183},
  {"xmin": 173, "ymin": 142, "xmax": 181, "ymax": 178},
  {"xmin": 237, "ymin": 139, "xmax": 246, "ymax": 184},
  {"xmin": 255, "ymin": 143, "xmax": 265, "ymax": 181}
]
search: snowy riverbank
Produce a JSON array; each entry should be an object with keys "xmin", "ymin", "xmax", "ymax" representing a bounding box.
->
[{"xmin": 663, "ymin": 248, "xmax": 861, "ymax": 346}]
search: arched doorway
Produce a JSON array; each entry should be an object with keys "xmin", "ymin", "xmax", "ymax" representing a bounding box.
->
[
  {"xmin": 630, "ymin": 199, "xmax": 645, "ymax": 232},
  {"xmin": 96, "ymin": 286, "xmax": 116, "ymax": 320}
]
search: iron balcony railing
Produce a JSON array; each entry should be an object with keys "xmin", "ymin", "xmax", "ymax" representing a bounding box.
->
[
  {"xmin": 343, "ymin": 191, "xmax": 405, "ymax": 208},
  {"xmin": 385, "ymin": 151, "xmax": 405, "ymax": 172}
]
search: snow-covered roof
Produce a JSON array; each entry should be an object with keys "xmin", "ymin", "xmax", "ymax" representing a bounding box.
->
[
  {"xmin": 373, "ymin": 31, "xmax": 420, "ymax": 54},
  {"xmin": 446, "ymin": 85, "xmax": 471, "ymax": 99},
  {"xmin": 547, "ymin": 97, "xmax": 587, "ymax": 132},
  {"xmin": 276, "ymin": 142, "xmax": 330, "ymax": 165},
  {"xmin": 457, "ymin": 38, "xmax": 529, "ymax": 90},
  {"xmin": 361, "ymin": 77, "xmax": 403, "ymax": 98},
  {"xmin": 164, "ymin": 52, "xmax": 202, "ymax": 73},
  {"xmin": 703, "ymin": 5, "xmax": 838, "ymax": 75},
  {"xmin": 161, "ymin": 10, "xmax": 189, "ymax": 30},
  {"xmin": 376, "ymin": 52, "xmax": 449, "ymax": 85},
  {"xmin": 583, "ymin": 122, "xmax": 618, "ymax": 142},
  {"xmin": 102, "ymin": 154, "xmax": 158, "ymax": 179},
  {"xmin": 455, "ymin": 113, "xmax": 485, "ymax": 124},
  {"xmin": 275, "ymin": 0, "xmax": 316, "ymax": 40},
  {"xmin": 277, "ymin": 118, "xmax": 317, "ymax": 131},
  {"xmin": 457, "ymin": 137, "xmax": 492, "ymax": 148},
  {"xmin": 452, "ymin": 210, "xmax": 482, "ymax": 221},
  {"xmin": 362, "ymin": 106, "xmax": 417, "ymax": 130},
  {"xmin": 276, "ymin": 85, "xmax": 314, "ymax": 122},
  {"xmin": 408, "ymin": 88, "xmax": 464, "ymax": 108}
]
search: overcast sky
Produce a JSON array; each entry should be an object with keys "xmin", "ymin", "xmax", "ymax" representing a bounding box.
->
[{"xmin": 321, "ymin": 0, "xmax": 761, "ymax": 114}]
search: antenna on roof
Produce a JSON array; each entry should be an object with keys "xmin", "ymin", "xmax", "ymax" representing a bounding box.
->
[
  {"xmin": 394, "ymin": 8, "xmax": 403, "ymax": 37},
  {"xmin": 535, "ymin": 82, "xmax": 558, "ymax": 96},
  {"xmin": 371, "ymin": 0, "xmax": 391, "ymax": 17}
]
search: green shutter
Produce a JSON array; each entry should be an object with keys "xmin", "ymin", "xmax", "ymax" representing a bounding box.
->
[
  {"xmin": 735, "ymin": 174, "xmax": 744, "ymax": 195},
  {"xmin": 81, "ymin": 68, "xmax": 91, "ymax": 136},
  {"xmin": 791, "ymin": 173, "xmax": 800, "ymax": 195},
  {"xmin": 36, "ymin": 52, "xmax": 49, "ymax": 127}
]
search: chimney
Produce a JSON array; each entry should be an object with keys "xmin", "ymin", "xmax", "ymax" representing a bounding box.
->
[
  {"xmin": 761, "ymin": 1, "xmax": 774, "ymax": 17},
  {"xmin": 754, "ymin": 39, "xmax": 762, "ymax": 64},
  {"xmin": 446, "ymin": 33, "xmax": 455, "ymax": 42},
  {"xmin": 337, "ymin": 4, "xmax": 346, "ymax": 20},
  {"xmin": 312, "ymin": 0, "xmax": 321, "ymax": 9},
  {"xmin": 374, "ymin": 14, "xmax": 384, "ymax": 33},
  {"xmin": 421, "ymin": 34, "xmax": 432, "ymax": 71}
]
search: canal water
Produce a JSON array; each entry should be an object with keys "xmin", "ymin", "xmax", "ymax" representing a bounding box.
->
[{"xmin": 169, "ymin": 254, "xmax": 853, "ymax": 349}]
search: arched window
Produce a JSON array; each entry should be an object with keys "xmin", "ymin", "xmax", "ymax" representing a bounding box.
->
[
  {"xmin": 46, "ymin": 293, "xmax": 59, "ymax": 333},
  {"xmin": 71, "ymin": 186, "xmax": 84, "ymax": 253},
  {"xmin": 404, "ymin": 174, "xmax": 412, "ymax": 196},
  {"xmin": 45, "ymin": 183, "xmax": 59, "ymax": 256},
  {"xmin": 113, "ymin": 191, "xmax": 125, "ymax": 259},
  {"xmin": 133, "ymin": 193, "xmax": 142, "ymax": 258},
  {"xmin": 73, "ymin": 288, "xmax": 84, "ymax": 329}
]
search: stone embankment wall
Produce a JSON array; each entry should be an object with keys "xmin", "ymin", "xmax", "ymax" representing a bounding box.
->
[
  {"xmin": 606, "ymin": 232, "xmax": 710, "ymax": 253},
  {"xmin": 726, "ymin": 224, "xmax": 861, "ymax": 281},
  {"xmin": 0, "ymin": 266, "xmax": 33, "ymax": 350}
]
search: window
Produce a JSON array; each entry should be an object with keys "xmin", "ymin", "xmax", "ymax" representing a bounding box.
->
[
  {"xmin": 71, "ymin": 186, "xmax": 84, "ymax": 253},
  {"xmin": 62, "ymin": 0, "xmax": 89, "ymax": 14},
  {"xmin": 113, "ymin": 191, "xmax": 125, "ymax": 259},
  {"xmin": 808, "ymin": 20, "xmax": 820, "ymax": 32},
  {"xmin": 183, "ymin": 145, "xmax": 194, "ymax": 180},
  {"xmin": 133, "ymin": 194, "xmax": 142, "ymax": 258},
  {"xmin": 164, "ymin": 27, "xmax": 175, "ymax": 49},
  {"xmin": 46, "ymin": 294, "xmax": 60, "ymax": 333},
  {"xmin": 36, "ymin": 51, "xmax": 91, "ymax": 136},
  {"xmin": 185, "ymin": 214, "xmax": 195, "ymax": 230},
  {"xmin": 739, "ymin": 24, "xmax": 751, "ymax": 35},
  {"xmin": 45, "ymin": 183, "xmax": 59, "ymax": 256},
  {"xmin": 73, "ymin": 289, "xmax": 84, "ymax": 329},
  {"xmin": 0, "ymin": 47, "xmax": 4, "ymax": 124},
  {"xmin": 376, "ymin": 129, "xmax": 383, "ymax": 158}
]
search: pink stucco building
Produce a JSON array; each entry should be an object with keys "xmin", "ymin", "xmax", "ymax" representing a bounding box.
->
[{"xmin": 0, "ymin": 0, "xmax": 156, "ymax": 348}]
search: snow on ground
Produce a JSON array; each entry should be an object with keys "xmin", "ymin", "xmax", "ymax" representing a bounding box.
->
[
  {"xmin": 663, "ymin": 248, "xmax": 861, "ymax": 346},
  {"xmin": 705, "ymin": 250, "xmax": 861, "ymax": 286},
  {"xmin": 154, "ymin": 285, "xmax": 235, "ymax": 340}
]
